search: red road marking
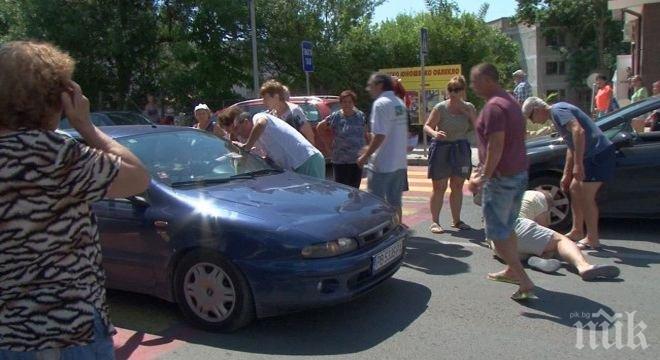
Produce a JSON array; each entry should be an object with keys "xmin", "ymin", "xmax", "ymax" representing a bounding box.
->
[{"xmin": 113, "ymin": 328, "xmax": 185, "ymax": 360}]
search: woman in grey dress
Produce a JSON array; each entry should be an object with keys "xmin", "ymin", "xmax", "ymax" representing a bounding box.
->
[{"xmin": 423, "ymin": 75, "xmax": 476, "ymax": 233}]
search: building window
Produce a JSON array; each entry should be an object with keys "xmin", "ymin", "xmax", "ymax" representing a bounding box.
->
[
  {"xmin": 545, "ymin": 33, "xmax": 566, "ymax": 47},
  {"xmin": 546, "ymin": 89, "xmax": 566, "ymax": 100},
  {"xmin": 546, "ymin": 61, "xmax": 566, "ymax": 75}
]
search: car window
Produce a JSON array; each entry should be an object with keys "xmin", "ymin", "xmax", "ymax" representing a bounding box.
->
[
  {"xmin": 105, "ymin": 112, "xmax": 152, "ymax": 125},
  {"xmin": 59, "ymin": 113, "xmax": 110, "ymax": 129},
  {"xmin": 298, "ymin": 103, "xmax": 321, "ymax": 122},
  {"xmin": 117, "ymin": 130, "xmax": 276, "ymax": 187}
]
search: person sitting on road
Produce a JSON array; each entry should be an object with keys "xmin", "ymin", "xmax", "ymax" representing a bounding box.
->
[
  {"xmin": 519, "ymin": 190, "xmax": 553, "ymax": 227},
  {"xmin": 489, "ymin": 192, "xmax": 620, "ymax": 282},
  {"xmin": 523, "ymin": 97, "xmax": 616, "ymax": 250},
  {"xmin": 260, "ymin": 80, "xmax": 316, "ymax": 146},
  {"xmin": 219, "ymin": 106, "xmax": 325, "ymax": 179}
]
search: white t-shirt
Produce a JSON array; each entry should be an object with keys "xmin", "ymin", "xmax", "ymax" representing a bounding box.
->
[
  {"xmin": 253, "ymin": 113, "xmax": 319, "ymax": 170},
  {"xmin": 519, "ymin": 191, "xmax": 549, "ymax": 220},
  {"xmin": 369, "ymin": 91, "xmax": 408, "ymax": 173}
]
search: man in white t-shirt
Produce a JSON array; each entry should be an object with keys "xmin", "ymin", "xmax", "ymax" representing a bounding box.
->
[
  {"xmin": 224, "ymin": 107, "xmax": 325, "ymax": 179},
  {"xmin": 358, "ymin": 73, "xmax": 408, "ymax": 219}
]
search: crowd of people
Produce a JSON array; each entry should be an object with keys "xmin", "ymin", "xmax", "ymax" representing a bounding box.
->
[{"xmin": 0, "ymin": 39, "xmax": 649, "ymax": 358}]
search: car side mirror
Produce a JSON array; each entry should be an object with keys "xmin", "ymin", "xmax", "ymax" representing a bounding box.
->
[
  {"xmin": 127, "ymin": 195, "xmax": 150, "ymax": 208},
  {"xmin": 612, "ymin": 131, "xmax": 634, "ymax": 149}
]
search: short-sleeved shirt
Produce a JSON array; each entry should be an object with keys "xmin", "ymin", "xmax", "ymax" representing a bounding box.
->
[
  {"xmin": 432, "ymin": 100, "xmax": 475, "ymax": 142},
  {"xmin": 513, "ymin": 81, "xmax": 532, "ymax": 104},
  {"xmin": 0, "ymin": 130, "xmax": 121, "ymax": 351},
  {"xmin": 519, "ymin": 191, "xmax": 549, "ymax": 220},
  {"xmin": 476, "ymin": 90, "xmax": 528, "ymax": 176},
  {"xmin": 253, "ymin": 113, "xmax": 319, "ymax": 170},
  {"xmin": 328, "ymin": 110, "xmax": 367, "ymax": 164},
  {"xmin": 595, "ymin": 85, "xmax": 612, "ymax": 112},
  {"xmin": 279, "ymin": 102, "xmax": 309, "ymax": 132},
  {"xmin": 550, "ymin": 102, "xmax": 613, "ymax": 158},
  {"xmin": 369, "ymin": 91, "xmax": 408, "ymax": 173},
  {"xmin": 631, "ymin": 87, "xmax": 649, "ymax": 103}
]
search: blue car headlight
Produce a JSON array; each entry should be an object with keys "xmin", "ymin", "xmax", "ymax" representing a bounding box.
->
[{"xmin": 301, "ymin": 237, "xmax": 358, "ymax": 258}]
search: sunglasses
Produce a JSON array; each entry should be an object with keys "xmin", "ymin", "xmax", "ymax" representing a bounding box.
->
[{"xmin": 448, "ymin": 88, "xmax": 464, "ymax": 93}]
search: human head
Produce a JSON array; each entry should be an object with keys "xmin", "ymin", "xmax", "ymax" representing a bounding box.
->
[
  {"xmin": 521, "ymin": 97, "xmax": 552, "ymax": 124},
  {"xmin": 218, "ymin": 106, "xmax": 251, "ymax": 139},
  {"xmin": 339, "ymin": 90, "xmax": 357, "ymax": 113},
  {"xmin": 652, "ymin": 80, "xmax": 660, "ymax": 96},
  {"xmin": 194, "ymin": 103, "xmax": 211, "ymax": 123},
  {"xmin": 595, "ymin": 74, "xmax": 608, "ymax": 88},
  {"xmin": 446, "ymin": 75, "xmax": 467, "ymax": 100},
  {"xmin": 366, "ymin": 73, "xmax": 394, "ymax": 99},
  {"xmin": 147, "ymin": 94, "xmax": 155, "ymax": 103},
  {"xmin": 470, "ymin": 63, "xmax": 500, "ymax": 99},
  {"xmin": 0, "ymin": 41, "xmax": 75, "ymax": 131},
  {"xmin": 512, "ymin": 69, "xmax": 526, "ymax": 84},
  {"xmin": 631, "ymin": 75, "xmax": 643, "ymax": 89},
  {"xmin": 260, "ymin": 79, "xmax": 287, "ymax": 109}
]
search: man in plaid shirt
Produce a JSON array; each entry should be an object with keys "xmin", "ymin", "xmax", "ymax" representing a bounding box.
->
[{"xmin": 513, "ymin": 69, "xmax": 532, "ymax": 105}]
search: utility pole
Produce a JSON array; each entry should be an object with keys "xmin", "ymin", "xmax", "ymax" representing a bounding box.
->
[
  {"xmin": 248, "ymin": 0, "xmax": 259, "ymax": 97},
  {"xmin": 420, "ymin": 27, "xmax": 429, "ymax": 157}
]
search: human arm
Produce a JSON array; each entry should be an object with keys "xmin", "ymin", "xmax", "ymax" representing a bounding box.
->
[
  {"xmin": 567, "ymin": 119, "xmax": 585, "ymax": 182},
  {"xmin": 299, "ymin": 120, "xmax": 316, "ymax": 146},
  {"xmin": 357, "ymin": 134, "xmax": 386, "ymax": 167},
  {"xmin": 237, "ymin": 116, "xmax": 267, "ymax": 150},
  {"xmin": 423, "ymin": 107, "xmax": 446, "ymax": 140},
  {"xmin": 62, "ymin": 81, "xmax": 149, "ymax": 199},
  {"xmin": 468, "ymin": 131, "xmax": 504, "ymax": 193},
  {"xmin": 561, "ymin": 149, "xmax": 574, "ymax": 193}
]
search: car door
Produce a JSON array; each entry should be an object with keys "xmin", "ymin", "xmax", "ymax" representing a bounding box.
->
[
  {"xmin": 601, "ymin": 133, "xmax": 660, "ymax": 216},
  {"xmin": 93, "ymin": 195, "xmax": 170, "ymax": 295}
]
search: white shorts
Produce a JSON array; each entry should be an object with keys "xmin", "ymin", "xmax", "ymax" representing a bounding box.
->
[{"xmin": 514, "ymin": 218, "xmax": 554, "ymax": 256}]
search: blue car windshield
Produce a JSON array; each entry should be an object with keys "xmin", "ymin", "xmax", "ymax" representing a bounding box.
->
[{"xmin": 117, "ymin": 130, "xmax": 276, "ymax": 187}]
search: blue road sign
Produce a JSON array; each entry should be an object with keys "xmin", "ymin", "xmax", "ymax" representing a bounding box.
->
[{"xmin": 301, "ymin": 41, "xmax": 314, "ymax": 73}]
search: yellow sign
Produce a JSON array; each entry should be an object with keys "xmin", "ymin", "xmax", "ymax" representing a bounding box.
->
[{"xmin": 380, "ymin": 64, "xmax": 462, "ymax": 124}]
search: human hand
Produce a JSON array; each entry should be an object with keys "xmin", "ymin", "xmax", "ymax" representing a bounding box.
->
[
  {"xmin": 467, "ymin": 173, "xmax": 486, "ymax": 194},
  {"xmin": 357, "ymin": 154, "xmax": 369, "ymax": 168},
  {"xmin": 560, "ymin": 174, "xmax": 572, "ymax": 193},
  {"xmin": 434, "ymin": 131, "xmax": 447, "ymax": 140},
  {"xmin": 572, "ymin": 165, "xmax": 585, "ymax": 182},
  {"xmin": 60, "ymin": 81, "xmax": 93, "ymax": 133}
]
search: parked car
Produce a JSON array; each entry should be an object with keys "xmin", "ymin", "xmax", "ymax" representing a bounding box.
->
[
  {"xmin": 231, "ymin": 96, "xmax": 341, "ymax": 159},
  {"xmin": 527, "ymin": 97, "xmax": 660, "ymax": 229},
  {"xmin": 59, "ymin": 111, "xmax": 153, "ymax": 129},
  {"xmin": 59, "ymin": 125, "xmax": 406, "ymax": 331}
]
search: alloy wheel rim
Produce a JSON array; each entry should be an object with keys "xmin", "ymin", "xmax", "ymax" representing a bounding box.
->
[
  {"xmin": 183, "ymin": 262, "xmax": 236, "ymax": 322},
  {"xmin": 534, "ymin": 184, "xmax": 570, "ymax": 226}
]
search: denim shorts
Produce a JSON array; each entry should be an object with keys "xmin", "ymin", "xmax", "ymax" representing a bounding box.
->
[
  {"xmin": 0, "ymin": 310, "xmax": 115, "ymax": 360},
  {"xmin": 482, "ymin": 172, "xmax": 528, "ymax": 241},
  {"xmin": 367, "ymin": 168, "xmax": 407, "ymax": 207},
  {"xmin": 584, "ymin": 145, "xmax": 615, "ymax": 183}
]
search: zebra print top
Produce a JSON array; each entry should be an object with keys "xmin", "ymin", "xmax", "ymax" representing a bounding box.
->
[{"xmin": 0, "ymin": 130, "xmax": 121, "ymax": 351}]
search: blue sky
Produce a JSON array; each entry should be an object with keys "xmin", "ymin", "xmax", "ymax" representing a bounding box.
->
[{"xmin": 373, "ymin": 0, "xmax": 519, "ymax": 23}]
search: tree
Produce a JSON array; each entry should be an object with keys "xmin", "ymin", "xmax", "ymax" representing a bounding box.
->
[{"xmin": 515, "ymin": 0, "xmax": 628, "ymax": 87}]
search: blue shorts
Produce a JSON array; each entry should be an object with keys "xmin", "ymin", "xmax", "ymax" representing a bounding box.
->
[
  {"xmin": 367, "ymin": 168, "xmax": 407, "ymax": 207},
  {"xmin": 482, "ymin": 172, "xmax": 528, "ymax": 241},
  {"xmin": 584, "ymin": 145, "xmax": 615, "ymax": 183},
  {"xmin": 0, "ymin": 310, "xmax": 115, "ymax": 360}
]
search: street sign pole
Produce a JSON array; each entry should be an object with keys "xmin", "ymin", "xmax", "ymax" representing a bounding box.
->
[
  {"xmin": 420, "ymin": 28, "xmax": 428, "ymax": 157},
  {"xmin": 301, "ymin": 41, "xmax": 314, "ymax": 95}
]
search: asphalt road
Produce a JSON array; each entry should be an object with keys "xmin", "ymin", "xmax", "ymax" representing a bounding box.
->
[{"xmin": 108, "ymin": 167, "xmax": 658, "ymax": 359}]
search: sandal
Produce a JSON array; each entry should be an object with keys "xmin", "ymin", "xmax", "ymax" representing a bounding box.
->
[
  {"xmin": 452, "ymin": 221, "xmax": 472, "ymax": 230},
  {"xmin": 576, "ymin": 241, "xmax": 601, "ymax": 251},
  {"xmin": 580, "ymin": 265, "xmax": 620, "ymax": 281},
  {"xmin": 429, "ymin": 223, "xmax": 445, "ymax": 234},
  {"xmin": 511, "ymin": 289, "xmax": 538, "ymax": 301},
  {"xmin": 487, "ymin": 273, "xmax": 520, "ymax": 285}
]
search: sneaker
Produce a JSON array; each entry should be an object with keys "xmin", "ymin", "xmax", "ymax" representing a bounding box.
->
[{"xmin": 528, "ymin": 256, "xmax": 561, "ymax": 273}]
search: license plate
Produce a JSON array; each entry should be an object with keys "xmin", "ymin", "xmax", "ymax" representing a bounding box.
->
[{"xmin": 372, "ymin": 239, "xmax": 404, "ymax": 273}]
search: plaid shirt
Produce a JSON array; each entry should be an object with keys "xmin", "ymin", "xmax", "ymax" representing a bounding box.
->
[{"xmin": 514, "ymin": 81, "xmax": 532, "ymax": 104}]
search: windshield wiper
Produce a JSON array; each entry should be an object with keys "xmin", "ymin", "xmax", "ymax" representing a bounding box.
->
[
  {"xmin": 236, "ymin": 169, "xmax": 283, "ymax": 177},
  {"xmin": 170, "ymin": 178, "xmax": 235, "ymax": 188}
]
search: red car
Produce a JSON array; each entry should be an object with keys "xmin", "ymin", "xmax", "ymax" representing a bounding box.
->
[{"xmin": 230, "ymin": 96, "xmax": 341, "ymax": 159}]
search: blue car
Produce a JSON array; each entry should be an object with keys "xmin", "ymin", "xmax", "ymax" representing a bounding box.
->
[
  {"xmin": 527, "ymin": 97, "xmax": 660, "ymax": 229},
  {"xmin": 61, "ymin": 126, "xmax": 407, "ymax": 331}
]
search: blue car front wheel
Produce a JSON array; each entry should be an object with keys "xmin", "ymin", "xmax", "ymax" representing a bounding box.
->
[{"xmin": 173, "ymin": 250, "xmax": 255, "ymax": 331}]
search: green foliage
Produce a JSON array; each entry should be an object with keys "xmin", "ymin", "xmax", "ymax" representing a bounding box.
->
[{"xmin": 515, "ymin": 0, "xmax": 628, "ymax": 89}]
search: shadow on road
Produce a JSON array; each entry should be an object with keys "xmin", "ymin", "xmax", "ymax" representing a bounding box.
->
[
  {"xmin": 519, "ymin": 287, "xmax": 616, "ymax": 329},
  {"xmin": 110, "ymin": 278, "xmax": 431, "ymax": 357},
  {"xmin": 403, "ymin": 236, "xmax": 471, "ymax": 275},
  {"xmin": 593, "ymin": 218, "xmax": 660, "ymax": 268}
]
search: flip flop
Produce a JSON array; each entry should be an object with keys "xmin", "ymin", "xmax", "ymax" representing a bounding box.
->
[
  {"xmin": 487, "ymin": 273, "xmax": 520, "ymax": 285},
  {"xmin": 528, "ymin": 256, "xmax": 562, "ymax": 273},
  {"xmin": 452, "ymin": 221, "xmax": 472, "ymax": 230},
  {"xmin": 511, "ymin": 289, "xmax": 538, "ymax": 301},
  {"xmin": 576, "ymin": 241, "xmax": 601, "ymax": 251},
  {"xmin": 429, "ymin": 223, "xmax": 445, "ymax": 234},
  {"xmin": 580, "ymin": 265, "xmax": 620, "ymax": 281}
]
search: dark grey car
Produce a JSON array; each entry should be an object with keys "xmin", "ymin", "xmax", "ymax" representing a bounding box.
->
[{"xmin": 526, "ymin": 97, "xmax": 660, "ymax": 229}]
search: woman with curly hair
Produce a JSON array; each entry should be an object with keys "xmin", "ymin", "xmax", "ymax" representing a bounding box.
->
[{"xmin": 0, "ymin": 41, "xmax": 149, "ymax": 359}]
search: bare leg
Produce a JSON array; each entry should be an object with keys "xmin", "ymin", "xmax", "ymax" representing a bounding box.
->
[
  {"xmin": 430, "ymin": 178, "xmax": 448, "ymax": 224},
  {"xmin": 547, "ymin": 233, "xmax": 592, "ymax": 274},
  {"xmin": 490, "ymin": 232, "xmax": 535, "ymax": 293},
  {"xmin": 566, "ymin": 179, "xmax": 585, "ymax": 240},
  {"xmin": 580, "ymin": 182, "xmax": 603, "ymax": 247},
  {"xmin": 449, "ymin": 176, "xmax": 465, "ymax": 225}
]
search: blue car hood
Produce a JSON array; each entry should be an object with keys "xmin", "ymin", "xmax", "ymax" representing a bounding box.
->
[
  {"xmin": 526, "ymin": 134, "xmax": 564, "ymax": 149},
  {"xmin": 172, "ymin": 172, "xmax": 393, "ymax": 239}
]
